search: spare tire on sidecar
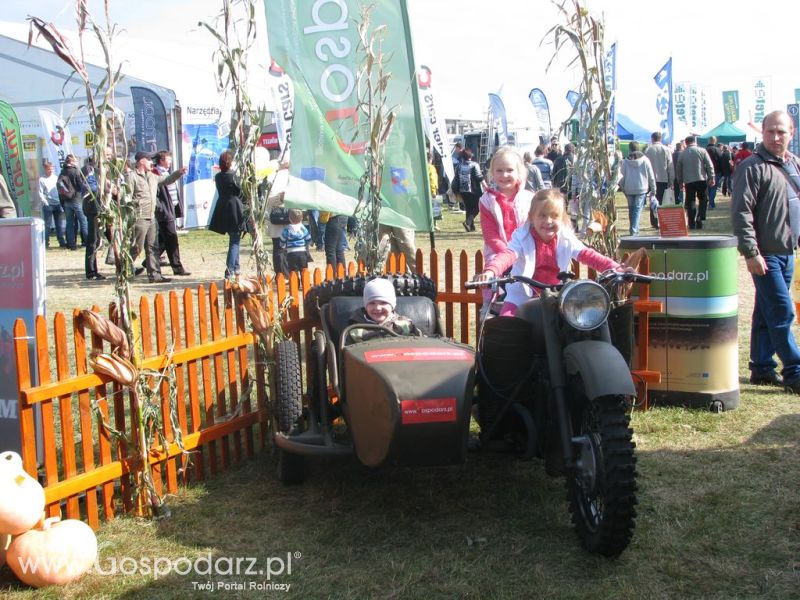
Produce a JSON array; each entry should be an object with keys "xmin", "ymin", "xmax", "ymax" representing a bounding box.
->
[{"xmin": 273, "ymin": 285, "xmax": 476, "ymax": 484}]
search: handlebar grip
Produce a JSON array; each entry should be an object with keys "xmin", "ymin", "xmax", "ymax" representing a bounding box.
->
[{"xmin": 464, "ymin": 281, "xmax": 482, "ymax": 290}]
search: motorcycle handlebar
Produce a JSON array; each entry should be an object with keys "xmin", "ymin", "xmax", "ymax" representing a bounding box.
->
[{"xmin": 465, "ymin": 271, "xmax": 663, "ymax": 290}]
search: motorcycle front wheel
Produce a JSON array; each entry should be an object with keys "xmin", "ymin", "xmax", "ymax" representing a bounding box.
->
[{"xmin": 566, "ymin": 380, "xmax": 637, "ymax": 557}]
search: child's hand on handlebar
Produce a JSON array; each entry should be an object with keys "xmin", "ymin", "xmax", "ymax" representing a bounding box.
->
[{"xmin": 472, "ymin": 271, "xmax": 495, "ymax": 283}]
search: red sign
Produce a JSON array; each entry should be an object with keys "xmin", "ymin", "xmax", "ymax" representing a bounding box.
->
[
  {"xmin": 658, "ymin": 207, "xmax": 689, "ymax": 237},
  {"xmin": 256, "ymin": 132, "xmax": 279, "ymax": 150},
  {"xmin": 364, "ymin": 347, "xmax": 473, "ymax": 363},
  {"xmin": 401, "ymin": 398, "xmax": 457, "ymax": 425}
]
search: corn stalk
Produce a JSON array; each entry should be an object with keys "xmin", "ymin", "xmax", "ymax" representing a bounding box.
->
[
  {"xmin": 545, "ymin": 0, "xmax": 620, "ymax": 256},
  {"xmin": 28, "ymin": 2, "xmax": 184, "ymax": 518},
  {"xmin": 352, "ymin": 4, "xmax": 396, "ymax": 275}
]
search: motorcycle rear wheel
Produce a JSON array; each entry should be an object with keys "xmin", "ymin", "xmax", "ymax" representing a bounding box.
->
[{"xmin": 566, "ymin": 384, "xmax": 637, "ymax": 557}]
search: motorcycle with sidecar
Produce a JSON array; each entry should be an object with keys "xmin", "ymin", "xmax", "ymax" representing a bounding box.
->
[{"xmin": 271, "ymin": 270, "xmax": 655, "ymax": 557}]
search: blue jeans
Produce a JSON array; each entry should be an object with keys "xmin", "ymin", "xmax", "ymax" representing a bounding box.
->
[
  {"xmin": 225, "ymin": 228, "xmax": 241, "ymax": 277},
  {"xmin": 708, "ymin": 174, "xmax": 721, "ymax": 207},
  {"xmin": 626, "ymin": 193, "xmax": 646, "ymax": 236},
  {"xmin": 42, "ymin": 203, "xmax": 66, "ymax": 247},
  {"xmin": 325, "ymin": 215, "xmax": 348, "ymax": 270},
  {"xmin": 749, "ymin": 254, "xmax": 800, "ymax": 382},
  {"xmin": 63, "ymin": 200, "xmax": 88, "ymax": 249}
]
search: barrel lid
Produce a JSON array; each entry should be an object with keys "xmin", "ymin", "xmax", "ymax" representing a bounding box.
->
[{"xmin": 619, "ymin": 235, "xmax": 737, "ymax": 250}]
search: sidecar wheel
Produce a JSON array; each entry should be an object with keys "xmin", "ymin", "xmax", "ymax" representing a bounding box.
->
[
  {"xmin": 567, "ymin": 385, "xmax": 637, "ymax": 557},
  {"xmin": 274, "ymin": 340, "xmax": 303, "ymax": 433}
]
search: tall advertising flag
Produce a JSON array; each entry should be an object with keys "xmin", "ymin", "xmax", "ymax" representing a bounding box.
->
[
  {"xmin": 654, "ymin": 58, "xmax": 673, "ymax": 145},
  {"xmin": 603, "ymin": 43, "xmax": 617, "ymax": 145},
  {"xmin": 0, "ymin": 100, "xmax": 31, "ymax": 216},
  {"xmin": 38, "ymin": 108, "xmax": 74, "ymax": 173},
  {"xmin": 131, "ymin": 86, "xmax": 170, "ymax": 154},
  {"xmin": 488, "ymin": 93, "xmax": 509, "ymax": 148},
  {"xmin": 787, "ymin": 104, "xmax": 800, "ymax": 157},
  {"xmin": 722, "ymin": 91, "xmax": 739, "ymax": 123},
  {"xmin": 527, "ymin": 88, "xmax": 551, "ymax": 143},
  {"xmin": 265, "ymin": 0, "xmax": 432, "ymax": 231},
  {"xmin": 417, "ymin": 65, "xmax": 453, "ymax": 182},
  {"xmin": 268, "ymin": 59, "xmax": 294, "ymax": 158}
]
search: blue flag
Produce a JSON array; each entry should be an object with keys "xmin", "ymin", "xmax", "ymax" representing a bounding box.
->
[
  {"xmin": 654, "ymin": 58, "xmax": 673, "ymax": 145},
  {"xmin": 488, "ymin": 93, "xmax": 509, "ymax": 147},
  {"xmin": 528, "ymin": 88, "xmax": 551, "ymax": 142},
  {"xmin": 603, "ymin": 43, "xmax": 617, "ymax": 145}
]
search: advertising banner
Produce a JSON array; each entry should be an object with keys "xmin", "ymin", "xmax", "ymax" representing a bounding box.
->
[
  {"xmin": 417, "ymin": 65, "xmax": 453, "ymax": 182},
  {"xmin": 788, "ymin": 104, "xmax": 800, "ymax": 157},
  {"xmin": 268, "ymin": 60, "xmax": 294, "ymax": 158},
  {"xmin": 181, "ymin": 104, "xmax": 228, "ymax": 229},
  {"xmin": 527, "ymin": 88, "xmax": 551, "ymax": 145},
  {"xmin": 688, "ymin": 84, "xmax": 699, "ymax": 130},
  {"xmin": 488, "ymin": 93, "xmax": 508, "ymax": 148},
  {"xmin": 751, "ymin": 78, "xmax": 771, "ymax": 125},
  {"xmin": 674, "ymin": 82, "xmax": 688, "ymax": 125},
  {"xmin": 0, "ymin": 100, "xmax": 32, "ymax": 216},
  {"xmin": 654, "ymin": 58, "xmax": 673, "ymax": 144},
  {"xmin": 603, "ymin": 43, "xmax": 617, "ymax": 145},
  {"xmin": 722, "ymin": 90, "xmax": 739, "ymax": 123},
  {"xmin": 131, "ymin": 86, "xmax": 170, "ymax": 155},
  {"xmin": 0, "ymin": 218, "xmax": 45, "ymax": 455},
  {"xmin": 38, "ymin": 108, "xmax": 74, "ymax": 172},
  {"xmin": 265, "ymin": 0, "xmax": 432, "ymax": 231}
]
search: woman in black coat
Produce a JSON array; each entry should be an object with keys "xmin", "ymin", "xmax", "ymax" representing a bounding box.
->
[{"xmin": 208, "ymin": 150, "xmax": 244, "ymax": 278}]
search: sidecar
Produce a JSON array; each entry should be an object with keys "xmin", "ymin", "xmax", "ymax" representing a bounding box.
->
[{"xmin": 273, "ymin": 293, "xmax": 476, "ymax": 484}]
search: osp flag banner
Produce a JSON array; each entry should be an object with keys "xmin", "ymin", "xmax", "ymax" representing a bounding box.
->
[
  {"xmin": 751, "ymin": 78, "xmax": 771, "ymax": 125},
  {"xmin": 0, "ymin": 100, "xmax": 31, "ymax": 216},
  {"xmin": 131, "ymin": 86, "xmax": 170, "ymax": 154},
  {"xmin": 722, "ymin": 90, "xmax": 739, "ymax": 123},
  {"xmin": 417, "ymin": 65, "xmax": 453, "ymax": 182},
  {"xmin": 38, "ymin": 108, "xmax": 73, "ymax": 173},
  {"xmin": 654, "ymin": 57, "xmax": 673, "ymax": 145},
  {"xmin": 488, "ymin": 93, "xmax": 508, "ymax": 147},
  {"xmin": 527, "ymin": 88, "xmax": 551, "ymax": 142},
  {"xmin": 268, "ymin": 59, "xmax": 294, "ymax": 157},
  {"xmin": 265, "ymin": 0, "xmax": 432, "ymax": 231},
  {"xmin": 603, "ymin": 43, "xmax": 617, "ymax": 145}
]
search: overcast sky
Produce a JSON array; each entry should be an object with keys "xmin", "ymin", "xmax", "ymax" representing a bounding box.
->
[{"xmin": 4, "ymin": 0, "xmax": 798, "ymax": 132}]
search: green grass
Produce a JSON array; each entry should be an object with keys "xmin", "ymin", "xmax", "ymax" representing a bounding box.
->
[{"xmin": 2, "ymin": 194, "xmax": 799, "ymax": 598}]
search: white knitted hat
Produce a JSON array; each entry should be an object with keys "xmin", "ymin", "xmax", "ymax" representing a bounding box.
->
[{"xmin": 363, "ymin": 278, "xmax": 396, "ymax": 308}]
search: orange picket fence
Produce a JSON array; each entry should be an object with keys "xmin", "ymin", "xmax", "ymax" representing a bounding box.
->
[{"xmin": 12, "ymin": 249, "xmax": 659, "ymax": 530}]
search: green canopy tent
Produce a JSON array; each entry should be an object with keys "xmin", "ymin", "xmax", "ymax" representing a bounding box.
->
[{"xmin": 698, "ymin": 121, "xmax": 747, "ymax": 146}]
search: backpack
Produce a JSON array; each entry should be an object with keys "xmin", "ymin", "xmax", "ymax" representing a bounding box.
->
[{"xmin": 57, "ymin": 172, "xmax": 75, "ymax": 201}]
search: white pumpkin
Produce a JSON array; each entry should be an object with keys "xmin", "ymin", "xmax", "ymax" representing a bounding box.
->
[
  {"xmin": 8, "ymin": 517, "xmax": 97, "ymax": 587},
  {"xmin": 0, "ymin": 451, "xmax": 45, "ymax": 535},
  {"xmin": 0, "ymin": 532, "xmax": 10, "ymax": 568}
]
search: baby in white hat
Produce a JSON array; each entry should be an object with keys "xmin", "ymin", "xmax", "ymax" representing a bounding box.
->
[{"xmin": 347, "ymin": 277, "xmax": 422, "ymax": 342}]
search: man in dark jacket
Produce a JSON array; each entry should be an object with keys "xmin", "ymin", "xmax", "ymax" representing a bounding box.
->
[
  {"xmin": 552, "ymin": 143, "xmax": 574, "ymax": 198},
  {"xmin": 671, "ymin": 141, "xmax": 685, "ymax": 205},
  {"xmin": 731, "ymin": 110, "xmax": 800, "ymax": 392},
  {"xmin": 153, "ymin": 150, "xmax": 190, "ymax": 276},
  {"xmin": 705, "ymin": 136, "xmax": 725, "ymax": 208},
  {"xmin": 60, "ymin": 153, "xmax": 88, "ymax": 250},
  {"xmin": 676, "ymin": 136, "xmax": 714, "ymax": 229}
]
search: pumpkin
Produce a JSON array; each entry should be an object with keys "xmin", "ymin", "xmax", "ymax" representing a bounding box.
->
[
  {"xmin": 0, "ymin": 451, "xmax": 45, "ymax": 535},
  {"xmin": 0, "ymin": 532, "xmax": 10, "ymax": 568},
  {"xmin": 7, "ymin": 517, "xmax": 97, "ymax": 587}
]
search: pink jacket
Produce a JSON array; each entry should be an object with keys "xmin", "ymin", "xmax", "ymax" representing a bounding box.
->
[{"xmin": 479, "ymin": 188, "xmax": 534, "ymax": 264}]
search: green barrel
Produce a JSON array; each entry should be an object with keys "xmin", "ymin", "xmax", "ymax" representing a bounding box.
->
[{"xmin": 619, "ymin": 235, "xmax": 739, "ymax": 410}]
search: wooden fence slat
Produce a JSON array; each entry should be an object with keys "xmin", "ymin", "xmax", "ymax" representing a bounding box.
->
[
  {"xmin": 13, "ymin": 320, "xmax": 37, "ymax": 483},
  {"xmin": 444, "ymin": 250, "xmax": 455, "ymax": 338},
  {"xmin": 87, "ymin": 308, "xmax": 115, "ymax": 522},
  {"xmin": 72, "ymin": 309, "xmax": 100, "ymax": 529},
  {"xmin": 138, "ymin": 296, "xmax": 163, "ymax": 499},
  {"xmin": 459, "ymin": 252, "xmax": 471, "ymax": 344},
  {"xmin": 209, "ymin": 283, "xmax": 231, "ymax": 470},
  {"xmin": 233, "ymin": 287, "xmax": 255, "ymax": 457},
  {"xmin": 53, "ymin": 312, "xmax": 80, "ymax": 519},
  {"xmin": 109, "ymin": 304, "xmax": 133, "ymax": 513},
  {"xmin": 154, "ymin": 294, "xmax": 178, "ymax": 493},
  {"xmin": 223, "ymin": 286, "xmax": 243, "ymax": 463},
  {"xmin": 183, "ymin": 288, "xmax": 205, "ymax": 481},
  {"xmin": 197, "ymin": 285, "xmax": 218, "ymax": 474},
  {"xmin": 169, "ymin": 291, "xmax": 189, "ymax": 483},
  {"xmin": 34, "ymin": 316, "xmax": 60, "ymax": 519}
]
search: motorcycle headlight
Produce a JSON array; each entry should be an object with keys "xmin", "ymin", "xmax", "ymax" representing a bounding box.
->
[{"xmin": 558, "ymin": 280, "xmax": 610, "ymax": 330}]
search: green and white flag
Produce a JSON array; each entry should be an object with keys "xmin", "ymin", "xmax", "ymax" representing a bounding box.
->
[
  {"xmin": 265, "ymin": 0, "xmax": 432, "ymax": 231},
  {"xmin": 0, "ymin": 99, "xmax": 32, "ymax": 216}
]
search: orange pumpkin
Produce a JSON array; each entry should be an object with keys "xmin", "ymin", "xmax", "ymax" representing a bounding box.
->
[
  {"xmin": 0, "ymin": 451, "xmax": 45, "ymax": 535},
  {"xmin": 7, "ymin": 517, "xmax": 97, "ymax": 587}
]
